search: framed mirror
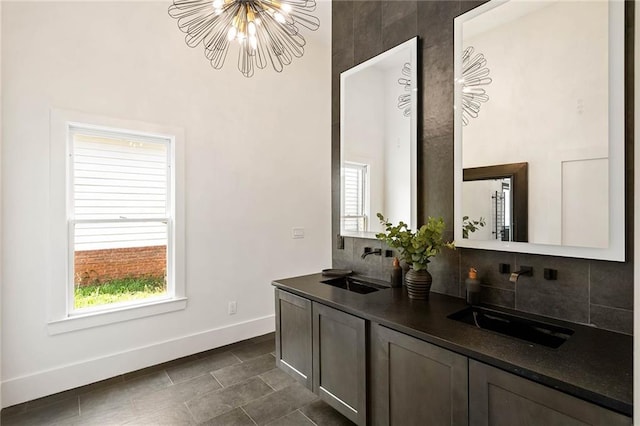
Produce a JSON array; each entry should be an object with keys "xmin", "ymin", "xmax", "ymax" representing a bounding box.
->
[
  {"xmin": 454, "ymin": 0, "xmax": 625, "ymax": 261},
  {"xmin": 463, "ymin": 162, "xmax": 528, "ymax": 242},
  {"xmin": 340, "ymin": 37, "xmax": 418, "ymax": 239}
]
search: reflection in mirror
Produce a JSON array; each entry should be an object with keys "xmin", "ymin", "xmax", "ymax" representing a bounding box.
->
[
  {"xmin": 340, "ymin": 37, "xmax": 418, "ymax": 238},
  {"xmin": 454, "ymin": 0, "xmax": 625, "ymax": 261},
  {"xmin": 463, "ymin": 162, "xmax": 528, "ymax": 242}
]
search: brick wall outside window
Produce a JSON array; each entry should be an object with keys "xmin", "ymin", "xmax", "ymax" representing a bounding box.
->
[{"xmin": 74, "ymin": 245, "xmax": 166, "ymax": 286}]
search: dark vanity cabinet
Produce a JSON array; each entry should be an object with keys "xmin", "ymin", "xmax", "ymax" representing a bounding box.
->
[
  {"xmin": 274, "ymin": 289, "xmax": 313, "ymax": 389},
  {"xmin": 313, "ymin": 302, "xmax": 367, "ymax": 425},
  {"xmin": 275, "ymin": 287, "xmax": 631, "ymax": 425},
  {"xmin": 275, "ymin": 289, "xmax": 367, "ymax": 425},
  {"xmin": 370, "ymin": 324, "xmax": 469, "ymax": 426},
  {"xmin": 468, "ymin": 360, "xmax": 631, "ymax": 426}
]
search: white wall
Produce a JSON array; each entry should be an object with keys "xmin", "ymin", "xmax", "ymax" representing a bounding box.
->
[
  {"xmin": 0, "ymin": 0, "xmax": 3, "ymax": 408},
  {"xmin": 462, "ymin": 1, "xmax": 608, "ymax": 246},
  {"xmin": 1, "ymin": 0, "xmax": 331, "ymax": 407},
  {"xmin": 634, "ymin": 1, "xmax": 639, "ymax": 421},
  {"xmin": 383, "ymin": 65, "xmax": 410, "ymax": 226},
  {"xmin": 343, "ymin": 67, "xmax": 385, "ymax": 232},
  {"xmin": 342, "ymin": 48, "xmax": 412, "ymax": 233},
  {"xmin": 462, "ymin": 179, "xmax": 503, "ymax": 241}
]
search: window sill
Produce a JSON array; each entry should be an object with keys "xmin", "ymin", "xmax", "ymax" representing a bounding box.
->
[{"xmin": 47, "ymin": 297, "xmax": 188, "ymax": 335}]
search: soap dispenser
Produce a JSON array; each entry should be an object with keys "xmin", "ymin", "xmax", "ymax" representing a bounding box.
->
[
  {"xmin": 466, "ymin": 267, "xmax": 481, "ymax": 305},
  {"xmin": 390, "ymin": 257, "xmax": 402, "ymax": 288}
]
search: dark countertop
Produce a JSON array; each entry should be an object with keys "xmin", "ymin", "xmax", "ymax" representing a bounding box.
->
[{"xmin": 272, "ymin": 273, "xmax": 633, "ymax": 417}]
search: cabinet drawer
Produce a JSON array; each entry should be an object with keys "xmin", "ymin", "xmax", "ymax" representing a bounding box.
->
[{"xmin": 469, "ymin": 360, "xmax": 631, "ymax": 426}]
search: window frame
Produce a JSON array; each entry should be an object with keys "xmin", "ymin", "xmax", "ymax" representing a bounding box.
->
[
  {"xmin": 48, "ymin": 109, "xmax": 186, "ymax": 334},
  {"xmin": 67, "ymin": 125, "xmax": 174, "ymax": 315}
]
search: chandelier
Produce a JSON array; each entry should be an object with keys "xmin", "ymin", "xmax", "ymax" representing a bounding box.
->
[
  {"xmin": 397, "ymin": 62, "xmax": 411, "ymax": 117},
  {"xmin": 168, "ymin": 0, "xmax": 320, "ymax": 77},
  {"xmin": 460, "ymin": 46, "xmax": 492, "ymax": 126}
]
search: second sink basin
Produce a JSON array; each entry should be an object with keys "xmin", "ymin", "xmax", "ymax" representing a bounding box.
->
[
  {"xmin": 448, "ymin": 306, "xmax": 574, "ymax": 348},
  {"xmin": 320, "ymin": 276, "xmax": 387, "ymax": 294}
]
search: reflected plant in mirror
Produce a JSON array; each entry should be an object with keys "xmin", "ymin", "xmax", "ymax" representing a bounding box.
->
[
  {"xmin": 453, "ymin": 0, "xmax": 625, "ymax": 261},
  {"xmin": 340, "ymin": 37, "xmax": 418, "ymax": 239},
  {"xmin": 462, "ymin": 216, "xmax": 486, "ymax": 239}
]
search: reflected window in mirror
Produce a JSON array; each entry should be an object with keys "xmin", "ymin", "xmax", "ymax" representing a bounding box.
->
[
  {"xmin": 453, "ymin": 0, "xmax": 625, "ymax": 261},
  {"xmin": 342, "ymin": 161, "xmax": 369, "ymax": 232},
  {"xmin": 340, "ymin": 37, "xmax": 418, "ymax": 239}
]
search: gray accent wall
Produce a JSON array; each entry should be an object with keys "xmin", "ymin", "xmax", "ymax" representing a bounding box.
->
[{"xmin": 331, "ymin": 0, "xmax": 634, "ymax": 335}]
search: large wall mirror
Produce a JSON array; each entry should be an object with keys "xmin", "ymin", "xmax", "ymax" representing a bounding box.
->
[
  {"xmin": 454, "ymin": 0, "xmax": 625, "ymax": 261},
  {"xmin": 340, "ymin": 37, "xmax": 418, "ymax": 238}
]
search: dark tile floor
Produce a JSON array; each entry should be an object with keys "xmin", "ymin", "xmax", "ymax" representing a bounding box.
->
[{"xmin": 0, "ymin": 333, "xmax": 354, "ymax": 426}]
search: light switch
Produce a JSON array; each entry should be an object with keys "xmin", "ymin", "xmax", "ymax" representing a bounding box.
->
[{"xmin": 292, "ymin": 228, "xmax": 305, "ymax": 239}]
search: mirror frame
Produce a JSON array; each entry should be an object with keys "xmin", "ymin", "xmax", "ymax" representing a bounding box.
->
[
  {"xmin": 340, "ymin": 37, "xmax": 418, "ymax": 239},
  {"xmin": 453, "ymin": 0, "xmax": 625, "ymax": 261}
]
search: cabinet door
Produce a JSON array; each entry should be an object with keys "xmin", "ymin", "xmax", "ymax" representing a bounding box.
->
[
  {"xmin": 313, "ymin": 302, "xmax": 366, "ymax": 425},
  {"xmin": 275, "ymin": 289, "xmax": 313, "ymax": 390},
  {"xmin": 469, "ymin": 360, "xmax": 631, "ymax": 426},
  {"xmin": 371, "ymin": 323, "xmax": 469, "ymax": 426}
]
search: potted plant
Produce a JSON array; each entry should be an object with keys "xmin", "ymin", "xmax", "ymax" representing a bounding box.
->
[{"xmin": 376, "ymin": 213, "xmax": 455, "ymax": 299}]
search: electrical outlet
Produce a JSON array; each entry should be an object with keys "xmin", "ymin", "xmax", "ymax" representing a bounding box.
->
[{"xmin": 228, "ymin": 301, "xmax": 237, "ymax": 315}]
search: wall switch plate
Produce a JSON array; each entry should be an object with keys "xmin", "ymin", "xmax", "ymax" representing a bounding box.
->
[
  {"xmin": 337, "ymin": 234, "xmax": 344, "ymax": 250},
  {"xmin": 228, "ymin": 301, "xmax": 237, "ymax": 315},
  {"xmin": 499, "ymin": 263, "xmax": 511, "ymax": 274},
  {"xmin": 292, "ymin": 228, "xmax": 305, "ymax": 239}
]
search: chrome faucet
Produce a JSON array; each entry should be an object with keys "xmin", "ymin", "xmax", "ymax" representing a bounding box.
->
[
  {"xmin": 509, "ymin": 266, "xmax": 533, "ymax": 283},
  {"xmin": 361, "ymin": 247, "xmax": 382, "ymax": 259}
]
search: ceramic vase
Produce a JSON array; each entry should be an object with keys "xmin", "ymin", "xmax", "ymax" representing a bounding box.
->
[{"xmin": 405, "ymin": 267, "xmax": 432, "ymax": 300}]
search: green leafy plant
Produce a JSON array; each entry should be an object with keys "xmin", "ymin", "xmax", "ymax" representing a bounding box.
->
[
  {"xmin": 462, "ymin": 216, "xmax": 486, "ymax": 238},
  {"xmin": 376, "ymin": 213, "xmax": 455, "ymax": 271}
]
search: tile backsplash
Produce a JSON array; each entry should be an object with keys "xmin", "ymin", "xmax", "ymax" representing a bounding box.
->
[{"xmin": 331, "ymin": 0, "xmax": 634, "ymax": 335}]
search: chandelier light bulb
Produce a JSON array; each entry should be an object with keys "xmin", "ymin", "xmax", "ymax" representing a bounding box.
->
[
  {"xmin": 169, "ymin": 0, "xmax": 320, "ymax": 77},
  {"xmin": 227, "ymin": 26, "xmax": 237, "ymax": 41},
  {"xmin": 273, "ymin": 12, "xmax": 285, "ymax": 24}
]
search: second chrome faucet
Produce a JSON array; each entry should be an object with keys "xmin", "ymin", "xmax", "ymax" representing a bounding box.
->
[{"xmin": 361, "ymin": 247, "xmax": 382, "ymax": 259}]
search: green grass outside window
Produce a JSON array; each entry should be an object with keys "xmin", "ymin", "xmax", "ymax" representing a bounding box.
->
[{"xmin": 74, "ymin": 276, "xmax": 166, "ymax": 309}]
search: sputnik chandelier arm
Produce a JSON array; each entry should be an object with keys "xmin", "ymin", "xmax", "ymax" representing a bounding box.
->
[
  {"xmin": 460, "ymin": 46, "xmax": 492, "ymax": 126},
  {"xmin": 168, "ymin": 0, "xmax": 320, "ymax": 77},
  {"xmin": 397, "ymin": 62, "xmax": 411, "ymax": 117}
]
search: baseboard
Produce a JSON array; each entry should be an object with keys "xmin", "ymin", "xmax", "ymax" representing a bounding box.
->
[{"xmin": 1, "ymin": 315, "xmax": 275, "ymax": 408}]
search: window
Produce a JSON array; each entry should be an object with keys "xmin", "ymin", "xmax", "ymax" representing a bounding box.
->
[
  {"xmin": 342, "ymin": 162, "xmax": 368, "ymax": 232},
  {"xmin": 48, "ymin": 110, "xmax": 186, "ymax": 334},
  {"xmin": 69, "ymin": 126, "xmax": 173, "ymax": 311}
]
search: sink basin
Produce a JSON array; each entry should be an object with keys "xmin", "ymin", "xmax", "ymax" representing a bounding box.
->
[
  {"xmin": 320, "ymin": 276, "xmax": 387, "ymax": 294},
  {"xmin": 448, "ymin": 306, "xmax": 574, "ymax": 348}
]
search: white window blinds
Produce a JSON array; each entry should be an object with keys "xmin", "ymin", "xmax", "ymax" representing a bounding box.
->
[
  {"xmin": 342, "ymin": 162, "xmax": 367, "ymax": 232},
  {"xmin": 70, "ymin": 127, "xmax": 171, "ymax": 250}
]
